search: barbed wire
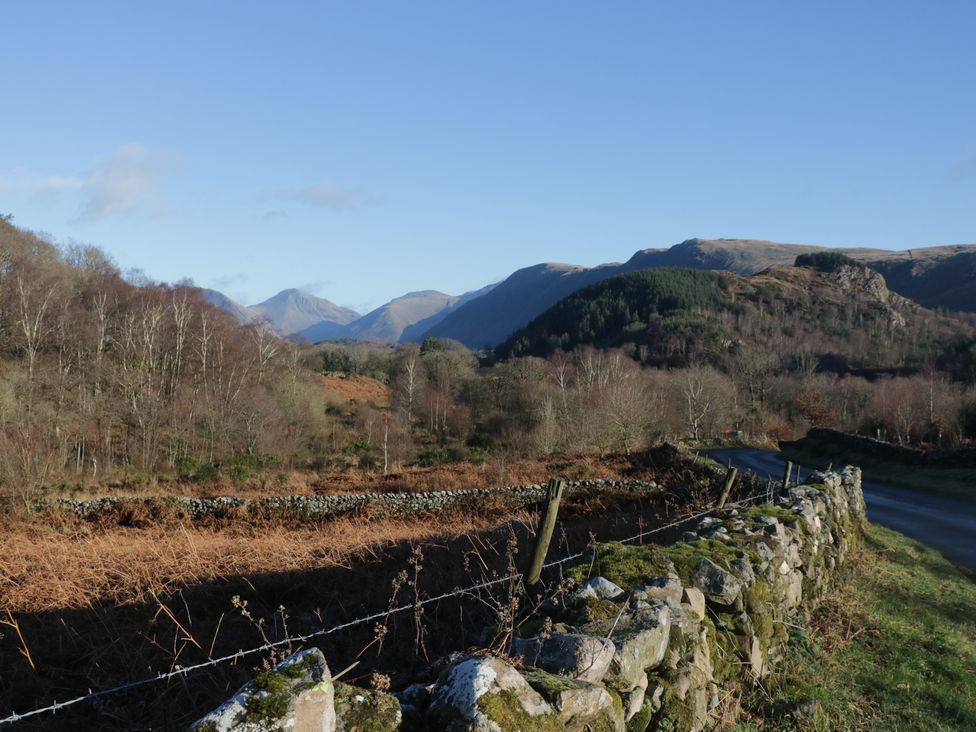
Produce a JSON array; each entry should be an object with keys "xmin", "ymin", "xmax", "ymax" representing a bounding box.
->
[{"xmin": 0, "ymin": 480, "xmax": 779, "ymax": 727}]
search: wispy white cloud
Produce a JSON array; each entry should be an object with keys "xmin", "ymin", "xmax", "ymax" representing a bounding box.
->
[
  {"xmin": 255, "ymin": 181, "xmax": 379, "ymax": 212},
  {"xmin": 0, "ymin": 172, "xmax": 83, "ymax": 195},
  {"xmin": 210, "ymin": 272, "xmax": 250, "ymax": 290},
  {"xmin": 79, "ymin": 144, "xmax": 177, "ymax": 220},
  {"xmin": 297, "ymin": 279, "xmax": 337, "ymax": 295},
  {"xmin": 0, "ymin": 144, "xmax": 178, "ymax": 220},
  {"xmin": 290, "ymin": 183, "xmax": 375, "ymax": 210}
]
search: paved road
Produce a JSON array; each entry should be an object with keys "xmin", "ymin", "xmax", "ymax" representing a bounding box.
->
[{"xmin": 710, "ymin": 448, "xmax": 976, "ymax": 575}]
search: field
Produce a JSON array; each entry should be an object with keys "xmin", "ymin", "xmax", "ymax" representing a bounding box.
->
[{"xmin": 0, "ymin": 447, "xmax": 731, "ymax": 730}]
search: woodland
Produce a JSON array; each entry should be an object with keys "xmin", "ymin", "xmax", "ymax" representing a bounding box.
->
[{"xmin": 2, "ymin": 216, "xmax": 976, "ymax": 504}]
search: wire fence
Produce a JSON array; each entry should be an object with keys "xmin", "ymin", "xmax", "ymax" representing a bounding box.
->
[{"xmin": 0, "ymin": 480, "xmax": 776, "ymax": 727}]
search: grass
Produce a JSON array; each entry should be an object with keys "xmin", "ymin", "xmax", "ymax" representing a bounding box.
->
[
  {"xmin": 779, "ymin": 439, "xmax": 976, "ymax": 501},
  {"xmin": 736, "ymin": 522, "xmax": 976, "ymax": 731}
]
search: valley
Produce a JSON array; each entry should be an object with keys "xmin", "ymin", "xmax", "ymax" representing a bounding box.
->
[
  {"xmin": 1, "ymin": 217, "xmax": 974, "ymax": 731},
  {"xmin": 4, "ymin": 6, "xmax": 975, "ymax": 730}
]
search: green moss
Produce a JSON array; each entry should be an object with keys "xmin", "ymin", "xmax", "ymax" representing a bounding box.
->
[
  {"xmin": 240, "ymin": 652, "xmax": 328, "ymax": 725},
  {"xmin": 334, "ymin": 682, "xmax": 401, "ymax": 731},
  {"xmin": 705, "ymin": 616, "xmax": 739, "ymax": 683},
  {"xmin": 663, "ymin": 539, "xmax": 758, "ymax": 584},
  {"xmin": 744, "ymin": 578, "xmax": 773, "ymax": 614},
  {"xmin": 581, "ymin": 597, "xmax": 625, "ymax": 622},
  {"xmin": 752, "ymin": 612, "xmax": 774, "ymax": 648},
  {"xmin": 246, "ymin": 669, "xmax": 316, "ymax": 723},
  {"xmin": 281, "ymin": 652, "xmax": 319, "ymax": 678},
  {"xmin": 801, "ymin": 575, "xmax": 816, "ymax": 606},
  {"xmin": 586, "ymin": 688, "xmax": 624, "ymax": 732},
  {"xmin": 476, "ymin": 690, "xmax": 563, "ymax": 731},
  {"xmin": 570, "ymin": 542, "xmax": 676, "ymax": 590},
  {"xmin": 522, "ymin": 667, "xmax": 585, "ymax": 700},
  {"xmin": 742, "ymin": 505, "xmax": 800, "ymax": 524},
  {"xmin": 654, "ymin": 686, "xmax": 697, "ymax": 732},
  {"xmin": 773, "ymin": 619, "xmax": 789, "ymax": 645},
  {"xmin": 818, "ymin": 481, "xmax": 838, "ymax": 498},
  {"xmin": 627, "ymin": 699, "xmax": 655, "ymax": 732}
]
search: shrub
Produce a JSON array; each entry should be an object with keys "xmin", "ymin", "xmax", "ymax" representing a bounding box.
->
[{"xmin": 794, "ymin": 251, "xmax": 865, "ymax": 273}]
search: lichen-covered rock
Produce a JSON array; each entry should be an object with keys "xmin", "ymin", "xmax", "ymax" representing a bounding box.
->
[
  {"xmin": 637, "ymin": 574, "xmax": 683, "ymax": 608},
  {"xmin": 658, "ymin": 627, "xmax": 714, "ymax": 732},
  {"xmin": 575, "ymin": 576, "xmax": 627, "ymax": 602},
  {"xmin": 334, "ymin": 683, "xmax": 401, "ymax": 731},
  {"xmin": 692, "ymin": 558, "xmax": 743, "ymax": 607},
  {"xmin": 512, "ymin": 632, "xmax": 615, "ymax": 684},
  {"xmin": 427, "ymin": 656, "xmax": 558, "ymax": 731},
  {"xmin": 189, "ymin": 648, "xmax": 335, "ymax": 732},
  {"xmin": 622, "ymin": 673, "xmax": 647, "ymax": 721},
  {"xmin": 729, "ymin": 556, "xmax": 755, "ymax": 587},
  {"xmin": 680, "ymin": 587, "xmax": 706, "ymax": 621},
  {"xmin": 746, "ymin": 635, "xmax": 765, "ymax": 678},
  {"xmin": 777, "ymin": 568, "xmax": 804, "ymax": 610},
  {"xmin": 581, "ymin": 606, "xmax": 671, "ymax": 692},
  {"xmin": 522, "ymin": 667, "xmax": 624, "ymax": 731}
]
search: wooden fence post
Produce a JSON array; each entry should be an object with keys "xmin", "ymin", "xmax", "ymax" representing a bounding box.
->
[
  {"xmin": 526, "ymin": 478, "xmax": 565, "ymax": 588},
  {"xmin": 717, "ymin": 466, "xmax": 738, "ymax": 508},
  {"xmin": 782, "ymin": 460, "xmax": 793, "ymax": 490}
]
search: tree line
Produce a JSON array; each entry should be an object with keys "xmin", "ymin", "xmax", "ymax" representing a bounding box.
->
[
  {"xmin": 3, "ymin": 217, "xmax": 976, "ymax": 502},
  {"xmin": 0, "ymin": 219, "xmax": 329, "ymax": 502}
]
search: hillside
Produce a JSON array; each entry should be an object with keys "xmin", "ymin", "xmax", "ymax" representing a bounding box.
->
[
  {"xmin": 299, "ymin": 290, "xmax": 461, "ymax": 344},
  {"xmin": 494, "ymin": 263, "xmax": 974, "ymax": 375},
  {"xmin": 202, "ymin": 239, "xmax": 976, "ymax": 348},
  {"xmin": 399, "ymin": 282, "xmax": 497, "ymax": 343},
  {"xmin": 200, "ymin": 288, "xmax": 256, "ymax": 325},
  {"xmin": 250, "ymin": 288, "xmax": 359, "ymax": 336},
  {"xmin": 864, "ymin": 246, "xmax": 976, "ymax": 312},
  {"xmin": 294, "ymin": 284, "xmax": 499, "ymax": 345},
  {"xmin": 201, "ymin": 287, "xmax": 360, "ymax": 337},
  {"xmin": 420, "ymin": 239, "xmax": 976, "ymax": 347}
]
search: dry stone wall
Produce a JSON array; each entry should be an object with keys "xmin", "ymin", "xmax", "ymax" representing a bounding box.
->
[
  {"xmin": 190, "ymin": 467, "xmax": 865, "ymax": 731},
  {"xmin": 38, "ymin": 478, "xmax": 664, "ymax": 522}
]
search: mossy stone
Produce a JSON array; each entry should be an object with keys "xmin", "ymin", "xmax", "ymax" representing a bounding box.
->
[
  {"xmin": 335, "ymin": 682, "xmax": 402, "ymax": 731},
  {"xmin": 626, "ymin": 699, "xmax": 655, "ymax": 732},
  {"xmin": 476, "ymin": 690, "xmax": 563, "ymax": 731},
  {"xmin": 571, "ymin": 542, "xmax": 676, "ymax": 590}
]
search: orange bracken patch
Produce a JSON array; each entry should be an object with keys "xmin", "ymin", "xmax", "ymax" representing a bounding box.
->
[{"xmin": 320, "ymin": 374, "xmax": 391, "ymax": 406}]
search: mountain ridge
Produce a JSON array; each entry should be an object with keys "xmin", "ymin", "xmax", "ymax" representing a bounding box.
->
[
  {"xmin": 419, "ymin": 238, "xmax": 976, "ymax": 347},
  {"xmin": 198, "ymin": 288, "xmax": 359, "ymax": 337},
  {"xmin": 203, "ymin": 238, "xmax": 976, "ymax": 348}
]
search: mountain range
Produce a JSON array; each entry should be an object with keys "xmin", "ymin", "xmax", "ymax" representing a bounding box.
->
[
  {"xmin": 203, "ymin": 238, "xmax": 976, "ymax": 349},
  {"xmin": 200, "ymin": 288, "xmax": 360, "ymax": 337}
]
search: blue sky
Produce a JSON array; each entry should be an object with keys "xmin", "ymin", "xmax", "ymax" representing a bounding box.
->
[{"xmin": 1, "ymin": 2, "xmax": 973, "ymax": 313}]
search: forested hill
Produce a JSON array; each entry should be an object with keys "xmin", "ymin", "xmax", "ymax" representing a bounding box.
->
[
  {"xmin": 0, "ymin": 218, "xmax": 331, "ymax": 498},
  {"xmin": 419, "ymin": 239, "xmax": 976, "ymax": 348},
  {"xmin": 494, "ymin": 264, "xmax": 976, "ymax": 376}
]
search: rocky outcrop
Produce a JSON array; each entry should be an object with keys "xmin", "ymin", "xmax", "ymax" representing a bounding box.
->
[{"xmin": 192, "ymin": 467, "xmax": 865, "ymax": 730}]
